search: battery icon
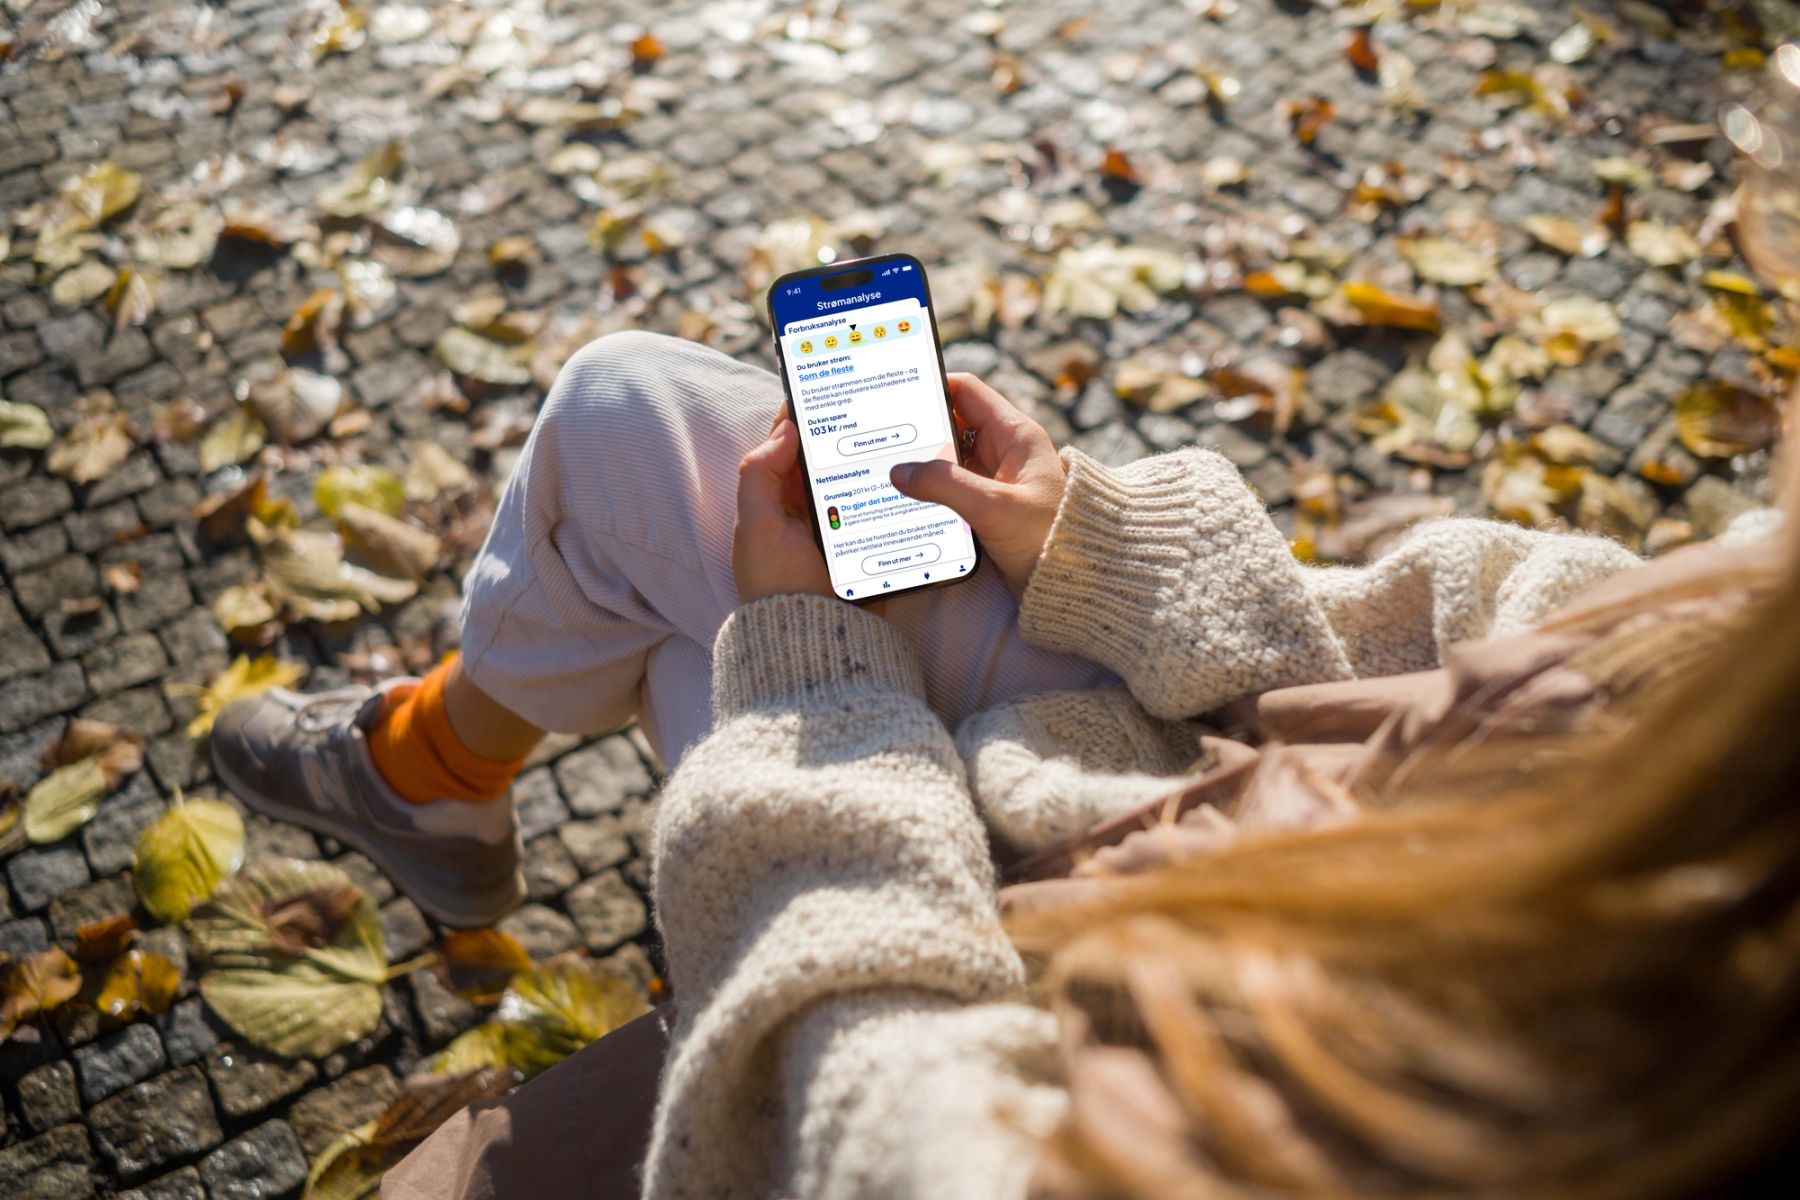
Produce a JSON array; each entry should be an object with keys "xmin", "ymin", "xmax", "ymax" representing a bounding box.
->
[{"xmin": 828, "ymin": 505, "xmax": 841, "ymax": 529}]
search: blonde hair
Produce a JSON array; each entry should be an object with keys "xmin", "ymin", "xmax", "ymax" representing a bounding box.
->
[{"xmin": 1013, "ymin": 535, "xmax": 1800, "ymax": 1198}]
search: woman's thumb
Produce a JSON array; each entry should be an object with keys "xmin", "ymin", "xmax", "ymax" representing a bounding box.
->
[{"xmin": 890, "ymin": 459, "xmax": 1002, "ymax": 524}]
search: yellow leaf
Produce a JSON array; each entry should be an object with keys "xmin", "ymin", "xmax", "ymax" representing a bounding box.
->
[
  {"xmin": 188, "ymin": 655, "xmax": 308, "ymax": 738},
  {"xmin": 23, "ymin": 757, "xmax": 111, "ymax": 844},
  {"xmin": 0, "ymin": 399, "xmax": 54, "ymax": 450},
  {"xmin": 1, "ymin": 947, "xmax": 83, "ymax": 1043},
  {"xmin": 1674, "ymin": 382, "xmax": 1782, "ymax": 459},
  {"xmin": 134, "ymin": 793, "xmax": 246, "ymax": 924},
  {"xmin": 1398, "ymin": 236, "xmax": 1496, "ymax": 286},
  {"xmin": 94, "ymin": 949, "xmax": 181, "ymax": 1021},
  {"xmin": 1339, "ymin": 281, "xmax": 1442, "ymax": 332}
]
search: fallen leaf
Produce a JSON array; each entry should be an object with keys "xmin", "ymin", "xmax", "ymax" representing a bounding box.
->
[
  {"xmin": 35, "ymin": 162, "xmax": 143, "ymax": 267},
  {"xmin": 47, "ymin": 403, "xmax": 134, "ymax": 484},
  {"xmin": 304, "ymin": 1068, "xmax": 513, "ymax": 1200},
  {"xmin": 428, "ymin": 955, "xmax": 647, "ymax": 1078},
  {"xmin": 1593, "ymin": 156, "xmax": 1653, "ymax": 190},
  {"xmin": 134, "ymin": 793, "xmax": 246, "ymax": 924},
  {"xmin": 103, "ymin": 562, "xmax": 143, "ymax": 595},
  {"xmin": 434, "ymin": 327, "xmax": 534, "ymax": 387},
  {"xmin": 93, "ymin": 949, "xmax": 181, "ymax": 1021},
  {"xmin": 338, "ymin": 502, "xmax": 441, "ymax": 580},
  {"xmin": 1114, "ymin": 357, "xmax": 1209, "ymax": 413},
  {"xmin": 246, "ymin": 369, "xmax": 344, "ymax": 444},
  {"xmin": 212, "ymin": 582, "xmax": 283, "ymax": 643},
  {"xmin": 282, "ymin": 288, "xmax": 346, "ymax": 359},
  {"xmin": 72, "ymin": 915, "xmax": 139, "ymax": 964},
  {"xmin": 51, "ymin": 259, "xmax": 115, "ymax": 307},
  {"xmin": 191, "ymin": 859, "xmax": 391, "ymax": 1058},
  {"xmin": 1626, "ymin": 220, "xmax": 1700, "ymax": 268},
  {"xmin": 1043, "ymin": 242, "xmax": 1185, "ymax": 319},
  {"xmin": 134, "ymin": 203, "xmax": 224, "ymax": 269},
  {"xmin": 1536, "ymin": 296, "xmax": 1621, "ymax": 364},
  {"xmin": 104, "ymin": 266, "xmax": 158, "ymax": 333},
  {"xmin": 259, "ymin": 526, "xmax": 419, "ymax": 622},
  {"xmin": 315, "ymin": 463, "xmax": 405, "ymax": 518},
  {"xmin": 402, "ymin": 443, "xmax": 472, "ymax": 502},
  {"xmin": 487, "ymin": 235, "xmax": 536, "ymax": 271},
  {"xmin": 317, "ymin": 141, "xmax": 403, "ymax": 219},
  {"xmin": 198, "ymin": 407, "xmax": 269, "ymax": 473},
  {"xmin": 1336, "ymin": 281, "xmax": 1442, "ymax": 332},
  {"xmin": 1099, "ymin": 147, "xmax": 1140, "ymax": 184},
  {"xmin": 220, "ymin": 207, "xmax": 320, "ymax": 249},
  {"xmin": 1283, "ymin": 95, "xmax": 1336, "ymax": 144},
  {"xmin": 1398, "ymin": 236, "xmax": 1497, "ymax": 286},
  {"xmin": 1344, "ymin": 29, "xmax": 1379, "ymax": 73},
  {"xmin": 372, "ymin": 207, "xmax": 461, "ymax": 277},
  {"xmin": 23, "ymin": 758, "xmax": 113, "ymax": 844},
  {"xmin": 1522, "ymin": 214, "xmax": 1609, "ymax": 258},
  {"xmin": 630, "ymin": 31, "xmax": 665, "ymax": 64},
  {"xmin": 341, "ymin": 259, "xmax": 399, "ymax": 327},
  {"xmin": 0, "ymin": 398, "xmax": 54, "ymax": 449},
  {"xmin": 515, "ymin": 97, "xmax": 624, "ymax": 131},
  {"xmin": 1483, "ymin": 447, "xmax": 1583, "ymax": 527},
  {"xmin": 1548, "ymin": 22, "xmax": 1596, "ymax": 64},
  {"xmin": 1577, "ymin": 471, "xmax": 1657, "ymax": 549},
  {"xmin": 434, "ymin": 929, "xmax": 532, "ymax": 1006},
  {"xmin": 1358, "ymin": 358, "xmax": 1481, "ymax": 466},
  {"xmin": 1674, "ymin": 381, "xmax": 1782, "ymax": 459},
  {"xmin": 187, "ymin": 654, "xmax": 308, "ymax": 738},
  {"xmin": 1, "ymin": 948, "xmax": 82, "ymax": 1043}
]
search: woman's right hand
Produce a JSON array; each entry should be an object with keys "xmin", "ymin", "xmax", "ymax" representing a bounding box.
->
[{"xmin": 888, "ymin": 374, "xmax": 1066, "ymax": 599}]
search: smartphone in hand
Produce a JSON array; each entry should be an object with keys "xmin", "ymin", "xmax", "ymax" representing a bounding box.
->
[{"xmin": 767, "ymin": 254, "xmax": 982, "ymax": 604}]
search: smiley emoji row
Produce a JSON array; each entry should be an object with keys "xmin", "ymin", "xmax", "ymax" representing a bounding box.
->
[{"xmin": 795, "ymin": 319, "xmax": 913, "ymax": 354}]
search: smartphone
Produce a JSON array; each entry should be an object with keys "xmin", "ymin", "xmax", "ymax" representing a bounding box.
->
[{"xmin": 767, "ymin": 253, "xmax": 982, "ymax": 604}]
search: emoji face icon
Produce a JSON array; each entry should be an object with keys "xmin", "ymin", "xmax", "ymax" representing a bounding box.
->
[
  {"xmin": 897, "ymin": 319, "xmax": 912, "ymax": 333},
  {"xmin": 848, "ymin": 329, "xmax": 862, "ymax": 344},
  {"xmin": 799, "ymin": 339, "xmax": 814, "ymax": 354},
  {"xmin": 824, "ymin": 335, "xmax": 838, "ymax": 349},
  {"xmin": 873, "ymin": 325, "xmax": 887, "ymax": 338}
]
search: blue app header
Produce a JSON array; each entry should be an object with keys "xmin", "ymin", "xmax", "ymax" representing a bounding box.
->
[{"xmin": 770, "ymin": 257, "xmax": 930, "ymax": 334}]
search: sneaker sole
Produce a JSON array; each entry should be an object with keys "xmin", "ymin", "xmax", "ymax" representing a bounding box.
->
[{"xmin": 211, "ymin": 743, "xmax": 526, "ymax": 930}]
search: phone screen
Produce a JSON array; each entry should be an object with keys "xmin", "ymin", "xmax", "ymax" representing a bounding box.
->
[{"xmin": 769, "ymin": 255, "xmax": 979, "ymax": 602}]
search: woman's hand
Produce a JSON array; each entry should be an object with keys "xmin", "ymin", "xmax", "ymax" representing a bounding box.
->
[
  {"xmin": 889, "ymin": 374, "xmax": 1065, "ymax": 599},
  {"xmin": 734, "ymin": 413, "xmax": 834, "ymax": 604}
]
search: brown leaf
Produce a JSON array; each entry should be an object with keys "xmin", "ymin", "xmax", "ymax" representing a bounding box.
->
[
  {"xmin": 338, "ymin": 502, "xmax": 441, "ymax": 580},
  {"xmin": 1345, "ymin": 29, "xmax": 1379, "ymax": 73},
  {"xmin": 72, "ymin": 915, "xmax": 139, "ymax": 964},
  {"xmin": 282, "ymin": 288, "xmax": 345, "ymax": 359},
  {"xmin": 1313, "ymin": 492, "xmax": 1455, "ymax": 563},
  {"xmin": 1099, "ymin": 147, "xmax": 1139, "ymax": 184},
  {"xmin": 434, "ymin": 928, "xmax": 532, "ymax": 1006},
  {"xmin": 1, "ymin": 947, "xmax": 83, "ymax": 1043},
  {"xmin": 1284, "ymin": 95, "xmax": 1335, "ymax": 145},
  {"xmin": 220, "ymin": 207, "xmax": 319, "ymax": 249},
  {"xmin": 260, "ymin": 882, "xmax": 365, "ymax": 955},
  {"xmin": 246, "ymin": 369, "xmax": 344, "ymax": 444},
  {"xmin": 43, "ymin": 718, "xmax": 147, "ymax": 787},
  {"xmin": 47, "ymin": 396, "xmax": 135, "ymax": 485},
  {"xmin": 1674, "ymin": 381, "xmax": 1782, "ymax": 459}
]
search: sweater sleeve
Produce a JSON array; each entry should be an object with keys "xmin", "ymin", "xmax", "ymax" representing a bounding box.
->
[
  {"xmin": 1018, "ymin": 447, "xmax": 1642, "ymax": 719},
  {"xmin": 643, "ymin": 594, "xmax": 1064, "ymax": 1200}
]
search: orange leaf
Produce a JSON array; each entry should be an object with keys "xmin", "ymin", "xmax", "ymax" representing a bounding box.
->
[
  {"xmin": 1100, "ymin": 148, "xmax": 1140, "ymax": 184},
  {"xmin": 94, "ymin": 949, "xmax": 181, "ymax": 1021},
  {"xmin": 1341, "ymin": 282, "xmax": 1442, "ymax": 332},
  {"xmin": 630, "ymin": 32, "xmax": 664, "ymax": 64},
  {"xmin": 435, "ymin": 928, "xmax": 533, "ymax": 1006},
  {"xmin": 73, "ymin": 914, "xmax": 139, "ymax": 964},
  {"xmin": 2, "ymin": 947, "xmax": 83, "ymax": 1042},
  {"xmin": 1345, "ymin": 29, "xmax": 1379, "ymax": 73}
]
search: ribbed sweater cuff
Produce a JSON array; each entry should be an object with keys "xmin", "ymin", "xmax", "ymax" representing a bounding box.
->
[
  {"xmin": 1017, "ymin": 447, "xmax": 1194, "ymax": 672},
  {"xmin": 712, "ymin": 594, "xmax": 926, "ymax": 718}
]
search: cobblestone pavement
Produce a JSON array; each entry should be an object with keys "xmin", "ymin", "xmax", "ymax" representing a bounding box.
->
[{"xmin": 0, "ymin": 0, "xmax": 1786, "ymax": 1195}]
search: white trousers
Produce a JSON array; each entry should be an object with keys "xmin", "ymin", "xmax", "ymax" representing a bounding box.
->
[{"xmin": 458, "ymin": 331, "xmax": 1112, "ymax": 766}]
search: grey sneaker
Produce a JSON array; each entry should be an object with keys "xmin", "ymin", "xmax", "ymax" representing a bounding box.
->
[{"xmin": 208, "ymin": 680, "xmax": 526, "ymax": 928}]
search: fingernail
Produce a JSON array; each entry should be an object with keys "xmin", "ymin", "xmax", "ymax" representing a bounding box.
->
[{"xmin": 890, "ymin": 463, "xmax": 914, "ymax": 488}]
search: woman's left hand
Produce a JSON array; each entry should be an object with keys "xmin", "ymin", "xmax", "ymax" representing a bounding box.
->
[{"xmin": 733, "ymin": 412, "xmax": 835, "ymax": 604}]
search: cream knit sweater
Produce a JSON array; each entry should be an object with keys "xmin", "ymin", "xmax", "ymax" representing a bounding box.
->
[{"xmin": 642, "ymin": 446, "xmax": 1641, "ymax": 1199}]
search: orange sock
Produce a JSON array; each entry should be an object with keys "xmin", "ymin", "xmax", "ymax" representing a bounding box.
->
[{"xmin": 366, "ymin": 660, "xmax": 526, "ymax": 804}]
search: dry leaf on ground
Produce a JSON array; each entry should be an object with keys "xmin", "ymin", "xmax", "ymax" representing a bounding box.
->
[
  {"xmin": 304, "ymin": 1068, "xmax": 514, "ymax": 1200},
  {"xmin": 0, "ymin": 398, "xmax": 53, "ymax": 450},
  {"xmin": 191, "ymin": 858, "xmax": 394, "ymax": 1058},
  {"xmin": 317, "ymin": 141, "xmax": 404, "ymax": 218},
  {"xmin": 1, "ymin": 948, "xmax": 83, "ymax": 1043},
  {"xmin": 434, "ymin": 928, "xmax": 533, "ymax": 1007},
  {"xmin": 187, "ymin": 654, "xmax": 308, "ymax": 738},
  {"xmin": 1673, "ymin": 381, "xmax": 1782, "ymax": 459},
  {"xmin": 134, "ymin": 793, "xmax": 247, "ymax": 924}
]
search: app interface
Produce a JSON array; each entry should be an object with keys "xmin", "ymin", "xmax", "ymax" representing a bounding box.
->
[{"xmin": 772, "ymin": 261, "xmax": 978, "ymax": 601}]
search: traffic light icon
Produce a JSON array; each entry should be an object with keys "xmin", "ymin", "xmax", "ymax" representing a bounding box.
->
[{"xmin": 827, "ymin": 505, "xmax": 841, "ymax": 530}]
